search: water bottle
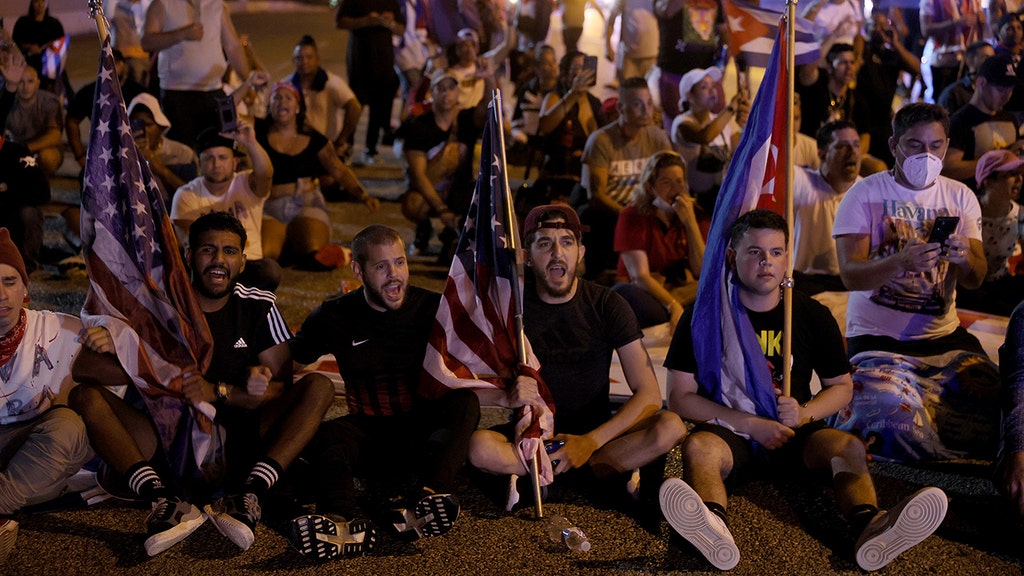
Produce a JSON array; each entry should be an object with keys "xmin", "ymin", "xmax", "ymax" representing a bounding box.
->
[{"xmin": 547, "ymin": 515, "xmax": 592, "ymax": 552}]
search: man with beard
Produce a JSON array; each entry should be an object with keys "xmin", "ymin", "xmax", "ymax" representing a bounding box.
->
[
  {"xmin": 791, "ymin": 121, "xmax": 862, "ymax": 295},
  {"xmin": 285, "ymin": 224, "xmax": 479, "ymax": 560},
  {"xmin": 468, "ymin": 206, "xmax": 685, "ymax": 507},
  {"xmin": 69, "ymin": 212, "xmax": 334, "ymax": 556},
  {"xmin": 171, "ymin": 126, "xmax": 280, "ymax": 292}
]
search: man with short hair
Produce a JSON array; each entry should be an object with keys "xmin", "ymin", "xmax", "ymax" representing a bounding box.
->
[
  {"xmin": 580, "ymin": 77, "xmax": 672, "ymax": 276},
  {"xmin": 937, "ymin": 40, "xmax": 995, "ymax": 116},
  {"xmin": 127, "ymin": 93, "xmax": 197, "ymax": 206},
  {"xmin": 171, "ymin": 125, "xmax": 280, "ymax": 292},
  {"xmin": 796, "ymin": 43, "xmax": 872, "ymax": 164},
  {"xmin": 832, "ymin": 103, "xmax": 997, "ymax": 462},
  {"xmin": 661, "ymin": 209, "xmax": 947, "ymax": 572},
  {"xmin": 467, "ymin": 205, "xmax": 685, "ymax": 505},
  {"xmin": 4, "ymin": 65, "xmax": 62, "ymax": 178},
  {"xmin": 285, "ymin": 35, "xmax": 362, "ymax": 161},
  {"xmin": 0, "ymin": 228, "xmax": 93, "ymax": 564},
  {"xmin": 792, "ymin": 120, "xmax": 862, "ymax": 294},
  {"xmin": 69, "ymin": 211, "xmax": 334, "ymax": 556},
  {"xmin": 945, "ymin": 54, "xmax": 1022, "ymax": 188},
  {"xmin": 286, "ymin": 224, "xmax": 479, "ymax": 560}
]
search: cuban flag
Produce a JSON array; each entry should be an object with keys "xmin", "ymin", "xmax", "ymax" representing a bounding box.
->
[
  {"xmin": 723, "ymin": 0, "xmax": 819, "ymax": 67},
  {"xmin": 690, "ymin": 23, "xmax": 789, "ymax": 430}
]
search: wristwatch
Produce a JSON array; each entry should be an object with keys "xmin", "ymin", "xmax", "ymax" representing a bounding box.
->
[{"xmin": 215, "ymin": 382, "xmax": 230, "ymax": 402}]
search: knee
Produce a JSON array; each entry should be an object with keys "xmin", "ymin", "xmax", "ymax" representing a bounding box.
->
[
  {"xmin": 467, "ymin": 429, "xmax": 499, "ymax": 470},
  {"xmin": 401, "ymin": 192, "xmax": 431, "ymax": 223},
  {"xmin": 446, "ymin": 388, "xmax": 481, "ymax": 427},
  {"xmin": 37, "ymin": 407, "xmax": 91, "ymax": 463},
  {"xmin": 650, "ymin": 411, "xmax": 687, "ymax": 452},
  {"xmin": 67, "ymin": 382, "xmax": 101, "ymax": 415},
  {"xmin": 296, "ymin": 373, "xmax": 336, "ymax": 407},
  {"xmin": 680, "ymin": 431, "xmax": 725, "ymax": 466}
]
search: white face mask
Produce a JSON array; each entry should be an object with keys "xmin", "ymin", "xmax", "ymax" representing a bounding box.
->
[
  {"xmin": 898, "ymin": 150, "xmax": 944, "ymax": 189},
  {"xmin": 652, "ymin": 196, "xmax": 675, "ymax": 212}
]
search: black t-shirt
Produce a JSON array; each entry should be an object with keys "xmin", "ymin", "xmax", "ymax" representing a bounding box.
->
[
  {"xmin": 655, "ymin": 0, "xmax": 722, "ymax": 74},
  {"xmin": 254, "ymin": 117, "xmax": 329, "ymax": 185},
  {"xmin": 290, "ymin": 285, "xmax": 441, "ymax": 417},
  {"xmin": 949, "ymin": 104, "xmax": 1020, "ymax": 188},
  {"xmin": 12, "ymin": 15, "xmax": 64, "ymax": 77},
  {"xmin": 203, "ymin": 285, "xmax": 292, "ymax": 386},
  {"xmin": 796, "ymin": 74, "xmax": 871, "ymax": 139},
  {"xmin": 338, "ymin": 0, "xmax": 403, "ymax": 79},
  {"xmin": 68, "ymin": 79, "xmax": 146, "ymax": 121},
  {"xmin": 524, "ymin": 279, "xmax": 642, "ymax": 434},
  {"xmin": 665, "ymin": 291, "xmax": 850, "ymax": 405}
]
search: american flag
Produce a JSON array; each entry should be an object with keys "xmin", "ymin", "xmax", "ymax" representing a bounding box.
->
[
  {"xmin": 80, "ymin": 37, "xmax": 216, "ymax": 476},
  {"xmin": 690, "ymin": 24, "xmax": 788, "ymax": 434},
  {"xmin": 421, "ymin": 106, "xmax": 556, "ymax": 488},
  {"xmin": 723, "ymin": 0, "xmax": 819, "ymax": 68}
]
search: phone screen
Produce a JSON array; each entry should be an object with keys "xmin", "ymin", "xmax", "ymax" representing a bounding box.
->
[{"xmin": 583, "ymin": 55, "xmax": 598, "ymax": 87}]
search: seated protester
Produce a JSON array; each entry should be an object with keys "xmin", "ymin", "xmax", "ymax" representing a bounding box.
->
[
  {"xmin": 661, "ymin": 209, "xmax": 948, "ymax": 572},
  {"xmin": 11, "ymin": 0, "xmax": 67, "ymax": 95},
  {"xmin": 944, "ymin": 54, "xmax": 1022, "ymax": 190},
  {"xmin": 398, "ymin": 68, "xmax": 491, "ymax": 263},
  {"xmin": 0, "ymin": 229, "xmax": 92, "ymax": 563},
  {"xmin": 255, "ymin": 82, "xmax": 380, "ymax": 270},
  {"xmin": 287, "ymin": 225, "xmax": 479, "ymax": 559},
  {"xmin": 66, "ymin": 49, "xmax": 146, "ymax": 173},
  {"xmin": 510, "ymin": 44, "xmax": 559, "ymax": 155},
  {"xmin": 792, "ymin": 120, "xmax": 862, "ymax": 295},
  {"xmin": 69, "ymin": 212, "xmax": 335, "ymax": 556},
  {"xmin": 612, "ymin": 151, "xmax": 705, "ymax": 329},
  {"xmin": 580, "ymin": 77, "xmax": 672, "ymax": 279},
  {"xmin": 993, "ymin": 13, "xmax": 1024, "ymax": 116},
  {"xmin": 831, "ymin": 103, "xmax": 1001, "ymax": 462},
  {"xmin": 446, "ymin": 27, "xmax": 506, "ymax": 111},
  {"xmin": 4, "ymin": 65, "xmax": 62, "ymax": 179},
  {"xmin": 285, "ymin": 35, "xmax": 362, "ymax": 161},
  {"xmin": 171, "ymin": 125, "xmax": 282, "ymax": 293},
  {"xmin": 998, "ymin": 301, "xmax": 1024, "ymax": 518},
  {"xmin": 466, "ymin": 206, "xmax": 686, "ymax": 507},
  {"xmin": 535, "ymin": 50, "xmax": 605, "ymax": 202},
  {"xmin": 127, "ymin": 93, "xmax": 197, "ymax": 209},
  {"xmin": 0, "ymin": 135, "xmax": 48, "ymax": 270},
  {"xmin": 671, "ymin": 67, "xmax": 748, "ymax": 214},
  {"xmin": 957, "ymin": 150, "xmax": 1024, "ymax": 315},
  {"xmin": 937, "ymin": 40, "xmax": 995, "ymax": 117}
]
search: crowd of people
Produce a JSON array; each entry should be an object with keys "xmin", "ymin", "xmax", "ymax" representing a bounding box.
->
[{"xmin": 4, "ymin": 0, "xmax": 1024, "ymax": 571}]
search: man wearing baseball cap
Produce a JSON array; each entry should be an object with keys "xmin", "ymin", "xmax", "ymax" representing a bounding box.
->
[
  {"xmin": 0, "ymin": 227, "xmax": 94, "ymax": 563},
  {"xmin": 946, "ymin": 54, "xmax": 1023, "ymax": 188},
  {"xmin": 467, "ymin": 205, "xmax": 686, "ymax": 508},
  {"xmin": 127, "ymin": 93, "xmax": 198, "ymax": 205}
]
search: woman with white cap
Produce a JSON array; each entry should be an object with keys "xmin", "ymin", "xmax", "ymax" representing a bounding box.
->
[{"xmin": 670, "ymin": 67, "xmax": 748, "ymax": 214}]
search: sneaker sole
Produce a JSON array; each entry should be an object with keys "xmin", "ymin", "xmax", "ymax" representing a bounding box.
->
[
  {"xmin": 393, "ymin": 494, "xmax": 460, "ymax": 539},
  {"xmin": 203, "ymin": 504, "xmax": 256, "ymax": 551},
  {"xmin": 855, "ymin": 487, "xmax": 948, "ymax": 571},
  {"xmin": 0, "ymin": 521, "xmax": 18, "ymax": 564},
  {"xmin": 289, "ymin": 515, "xmax": 377, "ymax": 559},
  {"xmin": 144, "ymin": 511, "xmax": 206, "ymax": 556},
  {"xmin": 660, "ymin": 478, "xmax": 740, "ymax": 570}
]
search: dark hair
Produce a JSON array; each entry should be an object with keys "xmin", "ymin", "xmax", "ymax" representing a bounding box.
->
[
  {"xmin": 619, "ymin": 76, "xmax": 649, "ymax": 98},
  {"xmin": 189, "ymin": 211, "xmax": 247, "ymax": 252},
  {"xmin": 558, "ymin": 50, "xmax": 585, "ymax": 91},
  {"xmin": 826, "ymin": 43, "xmax": 856, "ymax": 64},
  {"xmin": 351, "ymin": 225, "xmax": 404, "ymax": 267},
  {"xmin": 816, "ymin": 120, "xmax": 858, "ymax": 151},
  {"xmin": 967, "ymin": 40, "xmax": 993, "ymax": 60},
  {"xmin": 534, "ymin": 43, "xmax": 555, "ymax": 64},
  {"xmin": 524, "ymin": 207, "xmax": 579, "ymax": 248},
  {"xmin": 729, "ymin": 209, "xmax": 789, "ymax": 247},
  {"xmin": 296, "ymin": 34, "xmax": 317, "ymax": 50},
  {"xmin": 891, "ymin": 103, "xmax": 949, "ymax": 141}
]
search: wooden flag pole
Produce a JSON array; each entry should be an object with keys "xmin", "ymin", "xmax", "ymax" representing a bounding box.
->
[{"xmin": 781, "ymin": 0, "xmax": 796, "ymax": 398}]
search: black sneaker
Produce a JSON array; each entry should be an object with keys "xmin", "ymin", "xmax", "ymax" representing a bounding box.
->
[
  {"xmin": 144, "ymin": 496, "xmax": 205, "ymax": 556},
  {"xmin": 205, "ymin": 493, "xmax": 261, "ymax": 550},
  {"xmin": 390, "ymin": 488, "xmax": 460, "ymax": 539},
  {"xmin": 289, "ymin": 514, "xmax": 378, "ymax": 560}
]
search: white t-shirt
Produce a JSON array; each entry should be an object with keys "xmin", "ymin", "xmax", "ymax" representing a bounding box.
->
[
  {"xmin": 293, "ymin": 71, "xmax": 357, "ymax": 143},
  {"xmin": 0, "ymin": 310, "xmax": 83, "ymax": 425},
  {"xmin": 793, "ymin": 167, "xmax": 860, "ymax": 276},
  {"xmin": 832, "ymin": 171, "xmax": 983, "ymax": 340},
  {"xmin": 170, "ymin": 171, "xmax": 266, "ymax": 260}
]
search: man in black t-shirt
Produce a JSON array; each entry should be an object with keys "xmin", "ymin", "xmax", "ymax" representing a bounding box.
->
[
  {"xmin": 69, "ymin": 212, "xmax": 334, "ymax": 556},
  {"xmin": 660, "ymin": 210, "xmax": 946, "ymax": 571},
  {"xmin": 469, "ymin": 205, "xmax": 686, "ymax": 503},
  {"xmin": 286, "ymin": 224, "xmax": 479, "ymax": 560}
]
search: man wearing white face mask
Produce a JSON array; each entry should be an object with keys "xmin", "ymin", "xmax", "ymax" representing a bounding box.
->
[{"xmin": 828, "ymin": 103, "xmax": 999, "ymax": 463}]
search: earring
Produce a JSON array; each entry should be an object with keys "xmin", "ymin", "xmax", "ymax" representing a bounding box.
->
[{"xmin": 23, "ymin": 294, "xmax": 30, "ymax": 304}]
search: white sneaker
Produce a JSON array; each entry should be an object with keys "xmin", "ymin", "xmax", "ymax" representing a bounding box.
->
[
  {"xmin": 0, "ymin": 518, "xmax": 18, "ymax": 564},
  {"xmin": 854, "ymin": 487, "xmax": 948, "ymax": 571},
  {"xmin": 659, "ymin": 478, "xmax": 739, "ymax": 570}
]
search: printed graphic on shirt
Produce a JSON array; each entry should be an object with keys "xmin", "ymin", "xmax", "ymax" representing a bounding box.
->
[{"xmin": 870, "ymin": 210, "xmax": 954, "ymax": 315}]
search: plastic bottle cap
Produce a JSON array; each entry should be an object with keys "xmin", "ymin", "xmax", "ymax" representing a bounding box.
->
[{"xmin": 579, "ymin": 540, "xmax": 592, "ymax": 552}]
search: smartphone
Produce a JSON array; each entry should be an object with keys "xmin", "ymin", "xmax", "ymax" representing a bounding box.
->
[
  {"xmin": 583, "ymin": 55, "xmax": 598, "ymax": 87},
  {"xmin": 928, "ymin": 215, "xmax": 960, "ymax": 253},
  {"xmin": 215, "ymin": 95, "xmax": 238, "ymax": 133},
  {"xmin": 130, "ymin": 117, "xmax": 146, "ymax": 142}
]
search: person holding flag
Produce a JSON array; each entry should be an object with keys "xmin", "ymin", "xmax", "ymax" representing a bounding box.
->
[
  {"xmin": 467, "ymin": 205, "xmax": 686, "ymax": 506},
  {"xmin": 661, "ymin": 209, "xmax": 948, "ymax": 572}
]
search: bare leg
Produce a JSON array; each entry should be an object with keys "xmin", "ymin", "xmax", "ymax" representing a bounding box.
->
[
  {"xmin": 261, "ymin": 217, "xmax": 287, "ymax": 261},
  {"xmin": 285, "ymin": 217, "xmax": 331, "ymax": 257},
  {"xmin": 468, "ymin": 429, "xmax": 528, "ymax": 475},
  {"xmin": 802, "ymin": 428, "xmax": 878, "ymax": 515},
  {"xmin": 68, "ymin": 383, "xmax": 158, "ymax": 475},
  {"xmin": 258, "ymin": 373, "xmax": 334, "ymax": 469},
  {"xmin": 588, "ymin": 410, "xmax": 687, "ymax": 477},
  {"xmin": 680, "ymin": 431, "xmax": 734, "ymax": 508}
]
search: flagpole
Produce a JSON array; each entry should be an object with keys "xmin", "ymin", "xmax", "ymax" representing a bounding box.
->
[
  {"xmin": 87, "ymin": 0, "xmax": 111, "ymax": 42},
  {"xmin": 781, "ymin": 1, "xmax": 796, "ymax": 398},
  {"xmin": 491, "ymin": 88, "xmax": 545, "ymax": 519}
]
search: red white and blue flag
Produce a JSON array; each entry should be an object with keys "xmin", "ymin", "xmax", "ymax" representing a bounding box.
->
[
  {"xmin": 421, "ymin": 106, "xmax": 556, "ymax": 494},
  {"xmin": 690, "ymin": 24, "xmax": 789, "ymax": 429},
  {"xmin": 723, "ymin": 0, "xmax": 819, "ymax": 67},
  {"xmin": 80, "ymin": 38, "xmax": 216, "ymax": 478}
]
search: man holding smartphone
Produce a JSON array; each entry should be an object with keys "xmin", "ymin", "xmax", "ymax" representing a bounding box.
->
[{"xmin": 830, "ymin": 103, "xmax": 997, "ymax": 462}]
